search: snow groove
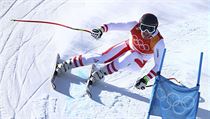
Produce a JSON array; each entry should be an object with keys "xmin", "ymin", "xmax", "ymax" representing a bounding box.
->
[
  {"xmin": 0, "ymin": 0, "xmax": 18, "ymax": 19},
  {"xmin": 17, "ymin": 77, "xmax": 50, "ymax": 113},
  {"xmin": 0, "ymin": 27, "xmax": 36, "ymax": 84},
  {"xmin": 19, "ymin": 0, "xmax": 46, "ymax": 19},
  {"xmin": 0, "ymin": 32, "xmax": 2, "ymax": 39},
  {"xmin": 16, "ymin": 36, "xmax": 54, "ymax": 112},
  {"xmin": 50, "ymin": 0, "xmax": 69, "ymax": 13},
  {"xmin": 110, "ymin": 95, "xmax": 121, "ymax": 107},
  {"xmin": 0, "ymin": 30, "xmax": 30, "ymax": 82},
  {"xmin": 0, "ymin": 25, "xmax": 17, "ymax": 54},
  {"xmin": 19, "ymin": 35, "xmax": 53, "ymax": 89}
]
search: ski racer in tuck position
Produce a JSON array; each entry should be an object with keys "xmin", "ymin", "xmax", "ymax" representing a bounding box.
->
[{"xmin": 55, "ymin": 13, "xmax": 165, "ymax": 90}]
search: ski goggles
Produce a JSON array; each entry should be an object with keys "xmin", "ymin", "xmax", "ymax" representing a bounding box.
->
[{"xmin": 139, "ymin": 23, "xmax": 156, "ymax": 33}]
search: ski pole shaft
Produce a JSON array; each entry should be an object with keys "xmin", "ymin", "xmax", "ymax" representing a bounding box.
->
[
  {"xmin": 146, "ymin": 77, "xmax": 183, "ymax": 87},
  {"xmin": 11, "ymin": 19, "xmax": 92, "ymax": 33},
  {"xmin": 146, "ymin": 84, "xmax": 154, "ymax": 87}
]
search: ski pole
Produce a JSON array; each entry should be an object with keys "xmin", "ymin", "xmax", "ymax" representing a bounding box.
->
[
  {"xmin": 146, "ymin": 77, "xmax": 183, "ymax": 87},
  {"xmin": 11, "ymin": 19, "xmax": 92, "ymax": 33}
]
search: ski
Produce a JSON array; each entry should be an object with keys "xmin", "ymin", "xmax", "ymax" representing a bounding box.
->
[
  {"xmin": 50, "ymin": 54, "xmax": 60, "ymax": 89},
  {"xmin": 51, "ymin": 72, "xmax": 57, "ymax": 89},
  {"xmin": 85, "ymin": 64, "xmax": 98, "ymax": 98},
  {"xmin": 86, "ymin": 79, "xmax": 93, "ymax": 98}
]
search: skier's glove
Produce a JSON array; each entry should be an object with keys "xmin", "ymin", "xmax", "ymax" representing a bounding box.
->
[
  {"xmin": 91, "ymin": 28, "xmax": 103, "ymax": 39},
  {"xmin": 135, "ymin": 75, "xmax": 149, "ymax": 90}
]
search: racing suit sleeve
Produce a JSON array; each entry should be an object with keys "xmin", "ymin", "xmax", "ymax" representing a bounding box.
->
[
  {"xmin": 146, "ymin": 39, "xmax": 165, "ymax": 80},
  {"xmin": 101, "ymin": 21, "xmax": 138, "ymax": 32}
]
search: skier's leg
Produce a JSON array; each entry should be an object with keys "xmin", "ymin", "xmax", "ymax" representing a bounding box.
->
[
  {"xmin": 114, "ymin": 51, "xmax": 148, "ymax": 70},
  {"xmin": 79, "ymin": 40, "xmax": 131, "ymax": 65},
  {"xmin": 98, "ymin": 51, "xmax": 148, "ymax": 77},
  {"xmin": 56, "ymin": 41, "xmax": 130, "ymax": 74},
  {"xmin": 86, "ymin": 41, "xmax": 132, "ymax": 82},
  {"xmin": 88, "ymin": 51, "xmax": 146, "ymax": 83}
]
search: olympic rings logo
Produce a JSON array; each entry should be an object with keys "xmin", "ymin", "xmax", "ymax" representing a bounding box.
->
[
  {"xmin": 132, "ymin": 35, "xmax": 150, "ymax": 51},
  {"xmin": 155, "ymin": 87, "xmax": 196, "ymax": 115}
]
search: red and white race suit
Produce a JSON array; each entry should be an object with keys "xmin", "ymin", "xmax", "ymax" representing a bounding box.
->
[{"xmin": 71, "ymin": 21, "xmax": 165, "ymax": 80}]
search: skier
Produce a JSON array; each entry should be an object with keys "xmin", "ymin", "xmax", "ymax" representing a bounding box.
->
[{"xmin": 55, "ymin": 13, "xmax": 165, "ymax": 90}]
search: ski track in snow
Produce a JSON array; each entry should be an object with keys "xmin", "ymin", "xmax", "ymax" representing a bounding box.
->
[
  {"xmin": 16, "ymin": 36, "xmax": 53, "ymax": 102},
  {"xmin": 0, "ymin": 0, "xmax": 210, "ymax": 119},
  {"xmin": 0, "ymin": 0, "xmax": 18, "ymax": 19}
]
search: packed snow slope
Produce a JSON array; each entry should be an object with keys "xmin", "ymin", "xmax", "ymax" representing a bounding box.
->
[{"xmin": 0, "ymin": 0, "xmax": 209, "ymax": 119}]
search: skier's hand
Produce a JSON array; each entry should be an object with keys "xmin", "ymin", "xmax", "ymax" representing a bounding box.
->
[
  {"xmin": 91, "ymin": 28, "xmax": 103, "ymax": 39},
  {"xmin": 135, "ymin": 76, "xmax": 149, "ymax": 90}
]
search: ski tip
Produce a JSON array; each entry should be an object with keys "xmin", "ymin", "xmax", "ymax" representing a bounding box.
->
[
  {"xmin": 86, "ymin": 90, "xmax": 92, "ymax": 98},
  {"xmin": 82, "ymin": 92, "xmax": 92, "ymax": 98},
  {"xmin": 52, "ymin": 83, "xmax": 56, "ymax": 89},
  {"xmin": 57, "ymin": 53, "xmax": 60, "ymax": 59},
  {"xmin": 54, "ymin": 71, "xmax": 58, "ymax": 77},
  {"xmin": 87, "ymin": 93, "xmax": 92, "ymax": 98}
]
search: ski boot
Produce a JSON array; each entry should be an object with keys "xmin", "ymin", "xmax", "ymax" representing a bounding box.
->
[
  {"xmin": 55, "ymin": 58, "xmax": 74, "ymax": 75},
  {"xmin": 86, "ymin": 64, "xmax": 107, "ymax": 98}
]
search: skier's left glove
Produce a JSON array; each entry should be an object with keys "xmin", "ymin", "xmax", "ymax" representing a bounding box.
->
[
  {"xmin": 91, "ymin": 28, "xmax": 103, "ymax": 39},
  {"xmin": 135, "ymin": 75, "xmax": 149, "ymax": 90}
]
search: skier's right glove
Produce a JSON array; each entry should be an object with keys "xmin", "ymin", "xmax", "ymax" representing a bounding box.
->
[
  {"xmin": 91, "ymin": 28, "xmax": 103, "ymax": 39},
  {"xmin": 135, "ymin": 75, "xmax": 149, "ymax": 90}
]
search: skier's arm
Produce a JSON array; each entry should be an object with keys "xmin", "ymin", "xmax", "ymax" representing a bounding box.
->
[
  {"xmin": 146, "ymin": 39, "xmax": 165, "ymax": 80},
  {"xmin": 91, "ymin": 21, "xmax": 138, "ymax": 39},
  {"xmin": 135, "ymin": 39, "xmax": 165, "ymax": 90},
  {"xmin": 101, "ymin": 21, "xmax": 138, "ymax": 32}
]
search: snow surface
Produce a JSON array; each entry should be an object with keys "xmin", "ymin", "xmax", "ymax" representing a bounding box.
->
[{"xmin": 0, "ymin": 0, "xmax": 209, "ymax": 119}]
